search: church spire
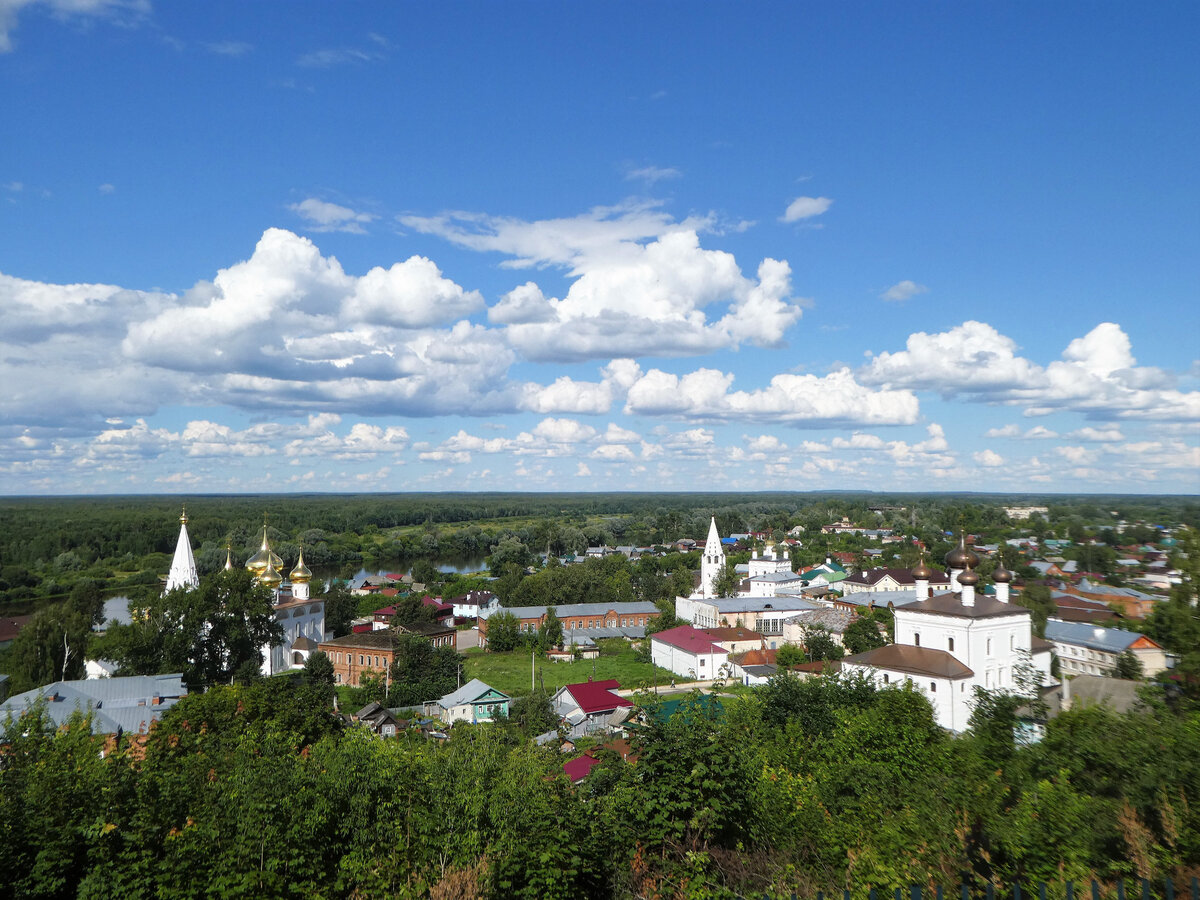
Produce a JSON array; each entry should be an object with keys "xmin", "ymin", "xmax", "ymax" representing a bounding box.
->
[
  {"xmin": 165, "ymin": 506, "xmax": 200, "ymax": 594},
  {"xmin": 700, "ymin": 516, "xmax": 726, "ymax": 598}
]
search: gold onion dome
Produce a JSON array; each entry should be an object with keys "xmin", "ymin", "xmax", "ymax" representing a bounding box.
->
[
  {"xmin": 290, "ymin": 548, "xmax": 312, "ymax": 584},
  {"xmin": 260, "ymin": 562, "xmax": 283, "ymax": 588},
  {"xmin": 957, "ymin": 568, "xmax": 980, "ymax": 587},
  {"xmin": 246, "ymin": 526, "xmax": 273, "ymax": 573},
  {"xmin": 992, "ymin": 563, "xmax": 1013, "ymax": 583}
]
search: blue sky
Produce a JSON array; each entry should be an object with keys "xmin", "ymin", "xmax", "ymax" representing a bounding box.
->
[{"xmin": 2, "ymin": 1, "xmax": 1197, "ymax": 495}]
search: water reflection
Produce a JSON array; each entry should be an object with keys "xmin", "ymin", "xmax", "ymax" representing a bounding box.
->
[{"xmin": 317, "ymin": 555, "xmax": 489, "ymax": 586}]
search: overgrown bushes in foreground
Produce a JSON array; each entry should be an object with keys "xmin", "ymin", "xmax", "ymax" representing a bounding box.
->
[{"xmin": 3, "ymin": 674, "xmax": 1199, "ymax": 899}]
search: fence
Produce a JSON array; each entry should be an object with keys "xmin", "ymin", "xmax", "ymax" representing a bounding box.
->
[{"xmin": 745, "ymin": 877, "xmax": 1200, "ymax": 900}]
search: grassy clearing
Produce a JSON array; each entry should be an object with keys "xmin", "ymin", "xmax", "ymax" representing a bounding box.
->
[{"xmin": 461, "ymin": 640, "xmax": 673, "ymax": 697}]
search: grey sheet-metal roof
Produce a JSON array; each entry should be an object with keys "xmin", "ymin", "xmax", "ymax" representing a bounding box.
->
[
  {"xmin": 562, "ymin": 625, "xmax": 645, "ymax": 642},
  {"xmin": 1075, "ymin": 579, "xmax": 1157, "ymax": 601},
  {"xmin": 500, "ymin": 601, "xmax": 658, "ymax": 619},
  {"xmin": 835, "ymin": 589, "xmax": 922, "ymax": 608},
  {"xmin": 1044, "ymin": 620, "xmax": 1152, "ymax": 653},
  {"xmin": 741, "ymin": 664, "xmax": 778, "ymax": 678},
  {"xmin": 0, "ymin": 673, "xmax": 186, "ymax": 734},
  {"xmin": 749, "ymin": 571, "xmax": 803, "ymax": 583},
  {"xmin": 436, "ymin": 678, "xmax": 507, "ymax": 709},
  {"xmin": 708, "ymin": 597, "xmax": 819, "ymax": 614}
]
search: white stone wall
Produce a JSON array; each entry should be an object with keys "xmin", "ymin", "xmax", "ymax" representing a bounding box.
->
[
  {"xmin": 651, "ymin": 639, "xmax": 729, "ymax": 679},
  {"xmin": 843, "ymin": 662, "xmax": 973, "ymax": 732}
]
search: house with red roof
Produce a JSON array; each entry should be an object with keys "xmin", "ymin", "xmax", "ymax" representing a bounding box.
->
[
  {"xmin": 551, "ymin": 678, "xmax": 633, "ymax": 735},
  {"xmin": 650, "ymin": 624, "xmax": 731, "ymax": 680}
]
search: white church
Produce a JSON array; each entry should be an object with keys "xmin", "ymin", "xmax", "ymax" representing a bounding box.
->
[
  {"xmin": 162, "ymin": 509, "xmax": 327, "ymax": 677},
  {"xmin": 840, "ymin": 538, "xmax": 1054, "ymax": 732}
]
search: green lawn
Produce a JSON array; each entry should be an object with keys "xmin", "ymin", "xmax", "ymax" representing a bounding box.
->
[{"xmin": 461, "ymin": 640, "xmax": 673, "ymax": 697}]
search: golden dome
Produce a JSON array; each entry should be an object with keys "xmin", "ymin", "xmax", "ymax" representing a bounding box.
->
[
  {"xmin": 290, "ymin": 547, "xmax": 312, "ymax": 583},
  {"xmin": 911, "ymin": 553, "xmax": 933, "ymax": 580},
  {"xmin": 992, "ymin": 563, "xmax": 1013, "ymax": 584},
  {"xmin": 224, "ymin": 543, "xmax": 234, "ymax": 571},
  {"xmin": 260, "ymin": 562, "xmax": 283, "ymax": 588},
  {"xmin": 246, "ymin": 525, "xmax": 272, "ymax": 573}
]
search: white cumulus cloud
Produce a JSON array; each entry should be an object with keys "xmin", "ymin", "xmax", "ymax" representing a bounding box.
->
[
  {"xmin": 781, "ymin": 196, "xmax": 833, "ymax": 222},
  {"xmin": 289, "ymin": 197, "xmax": 377, "ymax": 234},
  {"xmin": 881, "ymin": 280, "xmax": 928, "ymax": 302}
]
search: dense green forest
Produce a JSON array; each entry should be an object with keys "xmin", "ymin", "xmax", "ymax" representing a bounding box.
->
[
  {"xmin": 4, "ymin": 671, "xmax": 1200, "ymax": 899},
  {"xmin": 1, "ymin": 492, "xmax": 1195, "ymax": 611}
]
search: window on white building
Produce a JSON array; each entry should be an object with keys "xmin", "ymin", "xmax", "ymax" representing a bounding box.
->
[
  {"xmin": 986, "ymin": 638, "xmax": 992, "ymax": 655},
  {"xmin": 930, "ymin": 682, "xmax": 937, "ymax": 692},
  {"xmin": 948, "ymin": 637, "xmax": 955, "ymax": 652},
  {"xmin": 914, "ymin": 633, "xmax": 920, "ymax": 647}
]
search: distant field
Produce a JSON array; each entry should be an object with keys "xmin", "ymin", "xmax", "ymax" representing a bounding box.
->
[{"xmin": 461, "ymin": 641, "xmax": 673, "ymax": 697}]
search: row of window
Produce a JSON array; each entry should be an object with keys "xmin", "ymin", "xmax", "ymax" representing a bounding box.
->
[
  {"xmin": 515, "ymin": 615, "xmax": 651, "ymax": 631},
  {"xmin": 328, "ymin": 650, "xmax": 391, "ymax": 669},
  {"xmin": 1061, "ymin": 658, "xmax": 1108, "ymax": 675},
  {"xmin": 910, "ymin": 633, "xmax": 1020, "ymax": 655},
  {"xmin": 1059, "ymin": 644, "xmax": 1111, "ymax": 662},
  {"xmin": 881, "ymin": 673, "xmax": 970, "ymax": 694}
]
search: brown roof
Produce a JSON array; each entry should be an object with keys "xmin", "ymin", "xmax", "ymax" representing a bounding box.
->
[
  {"xmin": 843, "ymin": 644, "xmax": 974, "ymax": 679},
  {"xmin": 730, "ymin": 647, "xmax": 777, "ymax": 666},
  {"xmin": 843, "ymin": 567, "xmax": 950, "ymax": 587},
  {"xmin": 398, "ymin": 620, "xmax": 455, "ymax": 638},
  {"xmin": 319, "ymin": 632, "xmax": 399, "ymax": 652},
  {"xmin": 903, "ymin": 591, "xmax": 1030, "ymax": 620},
  {"xmin": 1031, "ymin": 636, "xmax": 1054, "ymax": 653},
  {"xmin": 703, "ymin": 625, "xmax": 763, "ymax": 643},
  {"xmin": 0, "ymin": 614, "xmax": 33, "ymax": 643}
]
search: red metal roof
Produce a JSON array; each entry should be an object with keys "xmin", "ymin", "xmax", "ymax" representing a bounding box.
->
[
  {"xmin": 565, "ymin": 679, "xmax": 632, "ymax": 714},
  {"xmin": 652, "ymin": 624, "xmax": 729, "ymax": 656},
  {"xmin": 563, "ymin": 754, "xmax": 602, "ymax": 783}
]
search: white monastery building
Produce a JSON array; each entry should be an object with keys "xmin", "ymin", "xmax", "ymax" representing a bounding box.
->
[{"xmin": 841, "ymin": 540, "xmax": 1053, "ymax": 732}]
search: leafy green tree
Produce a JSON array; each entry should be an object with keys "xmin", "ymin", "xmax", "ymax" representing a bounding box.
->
[
  {"xmin": 506, "ymin": 689, "xmax": 557, "ymax": 735},
  {"xmin": 410, "ymin": 558, "xmax": 440, "ymax": 586},
  {"xmin": 803, "ymin": 627, "xmax": 845, "ymax": 662},
  {"xmin": 484, "ymin": 610, "xmax": 522, "ymax": 652},
  {"xmin": 1114, "ymin": 649, "xmax": 1143, "ymax": 680},
  {"xmin": 97, "ymin": 569, "xmax": 281, "ymax": 689},
  {"xmin": 776, "ymin": 643, "xmax": 806, "ymax": 667},
  {"xmin": 1015, "ymin": 582, "xmax": 1055, "ymax": 636},
  {"xmin": 302, "ymin": 649, "xmax": 335, "ymax": 684},
  {"xmin": 539, "ymin": 606, "xmax": 563, "ymax": 649},
  {"xmin": 843, "ymin": 616, "xmax": 886, "ymax": 654},
  {"xmin": 489, "ymin": 538, "xmax": 533, "ymax": 577},
  {"xmin": 4, "ymin": 603, "xmax": 94, "ymax": 692},
  {"xmin": 387, "ymin": 632, "xmax": 461, "ymax": 706},
  {"xmin": 321, "ymin": 578, "xmax": 356, "ymax": 637},
  {"xmin": 386, "ymin": 592, "xmax": 437, "ymax": 626},
  {"xmin": 714, "ymin": 561, "xmax": 741, "ymax": 598}
]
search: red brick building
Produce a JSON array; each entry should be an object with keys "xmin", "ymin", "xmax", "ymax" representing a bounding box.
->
[{"xmin": 318, "ymin": 632, "xmax": 400, "ymax": 686}]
